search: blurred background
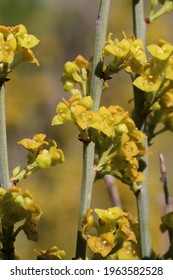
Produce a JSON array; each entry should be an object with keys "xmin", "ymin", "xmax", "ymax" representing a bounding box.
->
[{"xmin": 0, "ymin": 0, "xmax": 173, "ymax": 259}]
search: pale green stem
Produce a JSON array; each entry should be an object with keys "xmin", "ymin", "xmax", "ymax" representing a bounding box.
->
[
  {"xmin": 90, "ymin": 0, "xmax": 111, "ymax": 111},
  {"xmin": 0, "ymin": 83, "xmax": 10, "ymax": 189},
  {"xmin": 132, "ymin": 0, "xmax": 152, "ymax": 259},
  {"xmin": 75, "ymin": 0, "xmax": 110, "ymax": 259}
]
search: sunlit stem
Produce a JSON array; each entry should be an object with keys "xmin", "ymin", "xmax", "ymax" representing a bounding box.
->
[
  {"xmin": 75, "ymin": 0, "xmax": 110, "ymax": 259},
  {"xmin": 0, "ymin": 82, "xmax": 10, "ymax": 189},
  {"xmin": 132, "ymin": 0, "xmax": 152, "ymax": 259}
]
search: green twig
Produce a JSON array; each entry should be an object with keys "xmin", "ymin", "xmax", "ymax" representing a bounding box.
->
[
  {"xmin": 90, "ymin": 0, "xmax": 111, "ymax": 111},
  {"xmin": 75, "ymin": 0, "xmax": 110, "ymax": 259},
  {"xmin": 132, "ymin": 0, "xmax": 152, "ymax": 259},
  {"xmin": 0, "ymin": 82, "xmax": 10, "ymax": 189}
]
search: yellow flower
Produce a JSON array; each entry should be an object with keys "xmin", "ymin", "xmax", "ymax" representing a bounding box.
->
[
  {"xmin": 18, "ymin": 133, "xmax": 48, "ymax": 151},
  {"xmin": 74, "ymin": 105, "xmax": 98, "ymax": 130},
  {"xmin": 95, "ymin": 207, "xmax": 127, "ymax": 223},
  {"xmin": 87, "ymin": 232, "xmax": 115, "ymax": 257},
  {"xmin": 0, "ymin": 24, "xmax": 39, "ymax": 70},
  {"xmin": 90, "ymin": 106, "xmax": 115, "ymax": 137},
  {"xmin": 52, "ymin": 102, "xmax": 71, "ymax": 125},
  {"xmin": 0, "ymin": 33, "xmax": 17, "ymax": 64},
  {"xmin": 119, "ymin": 217, "xmax": 137, "ymax": 243},
  {"xmin": 147, "ymin": 43, "xmax": 173, "ymax": 60},
  {"xmin": 117, "ymin": 241, "xmax": 139, "ymax": 260},
  {"xmin": 104, "ymin": 38, "xmax": 130, "ymax": 58},
  {"xmin": 119, "ymin": 140, "xmax": 139, "ymax": 161},
  {"xmin": 14, "ymin": 24, "xmax": 40, "ymax": 49},
  {"xmin": 130, "ymin": 39, "xmax": 147, "ymax": 62},
  {"xmin": 133, "ymin": 66, "xmax": 162, "ymax": 92}
]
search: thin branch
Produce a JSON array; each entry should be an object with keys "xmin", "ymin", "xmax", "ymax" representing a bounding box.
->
[
  {"xmin": 159, "ymin": 153, "xmax": 172, "ymax": 244},
  {"xmin": 132, "ymin": 0, "xmax": 152, "ymax": 259},
  {"xmin": 159, "ymin": 153, "xmax": 172, "ymax": 212},
  {"xmin": 90, "ymin": 0, "xmax": 111, "ymax": 111},
  {"xmin": 0, "ymin": 82, "xmax": 10, "ymax": 189},
  {"xmin": 104, "ymin": 174, "xmax": 122, "ymax": 208},
  {"xmin": 75, "ymin": 0, "xmax": 110, "ymax": 259}
]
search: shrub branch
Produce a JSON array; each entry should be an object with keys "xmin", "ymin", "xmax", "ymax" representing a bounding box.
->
[
  {"xmin": 0, "ymin": 83, "xmax": 10, "ymax": 189},
  {"xmin": 75, "ymin": 0, "xmax": 110, "ymax": 259},
  {"xmin": 132, "ymin": 0, "xmax": 152, "ymax": 259}
]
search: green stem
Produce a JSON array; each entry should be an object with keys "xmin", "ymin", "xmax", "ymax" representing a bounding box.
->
[
  {"xmin": 132, "ymin": 0, "xmax": 152, "ymax": 259},
  {"xmin": 75, "ymin": 0, "xmax": 110, "ymax": 259},
  {"xmin": 75, "ymin": 142, "xmax": 95, "ymax": 259},
  {"xmin": 0, "ymin": 83, "xmax": 10, "ymax": 189},
  {"xmin": 90, "ymin": 0, "xmax": 111, "ymax": 111}
]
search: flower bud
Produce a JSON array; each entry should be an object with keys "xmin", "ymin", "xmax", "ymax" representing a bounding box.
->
[
  {"xmin": 63, "ymin": 61, "xmax": 78, "ymax": 74},
  {"xmin": 36, "ymin": 151, "xmax": 51, "ymax": 168},
  {"xmin": 63, "ymin": 80, "xmax": 75, "ymax": 92},
  {"xmin": 115, "ymin": 123, "xmax": 128, "ymax": 134},
  {"xmin": 15, "ymin": 195, "xmax": 24, "ymax": 206},
  {"xmin": 79, "ymin": 96, "xmax": 93, "ymax": 109},
  {"xmin": 49, "ymin": 146, "xmax": 65, "ymax": 165}
]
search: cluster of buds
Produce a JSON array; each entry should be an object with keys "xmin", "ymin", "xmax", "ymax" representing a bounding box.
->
[
  {"xmin": 0, "ymin": 24, "xmax": 39, "ymax": 80},
  {"xmin": 0, "ymin": 186, "xmax": 42, "ymax": 247},
  {"xmin": 82, "ymin": 207, "xmax": 139, "ymax": 259},
  {"xmin": 11, "ymin": 133, "xmax": 64, "ymax": 184},
  {"xmin": 61, "ymin": 55, "xmax": 90, "ymax": 96}
]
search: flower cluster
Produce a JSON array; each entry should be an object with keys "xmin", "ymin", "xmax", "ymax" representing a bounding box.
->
[
  {"xmin": 52, "ymin": 93, "xmax": 146, "ymax": 187},
  {"xmin": 82, "ymin": 207, "xmax": 139, "ymax": 259},
  {"xmin": 0, "ymin": 186, "xmax": 42, "ymax": 246},
  {"xmin": 11, "ymin": 134, "xmax": 64, "ymax": 184},
  {"xmin": 133, "ymin": 39, "xmax": 173, "ymax": 92},
  {"xmin": 0, "ymin": 24, "xmax": 39, "ymax": 80},
  {"xmin": 102, "ymin": 33, "xmax": 173, "ymax": 93},
  {"xmin": 102, "ymin": 32, "xmax": 147, "ymax": 79},
  {"xmin": 102, "ymin": 33, "xmax": 173, "ymax": 141}
]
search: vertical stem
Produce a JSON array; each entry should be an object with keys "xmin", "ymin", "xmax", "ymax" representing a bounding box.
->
[
  {"xmin": 75, "ymin": 142, "xmax": 95, "ymax": 260},
  {"xmin": 90, "ymin": 0, "xmax": 111, "ymax": 111},
  {"xmin": 132, "ymin": 0, "xmax": 152, "ymax": 259},
  {"xmin": 0, "ymin": 83, "xmax": 10, "ymax": 189},
  {"xmin": 75, "ymin": 0, "xmax": 110, "ymax": 259}
]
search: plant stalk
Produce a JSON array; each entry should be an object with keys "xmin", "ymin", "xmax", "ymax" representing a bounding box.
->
[
  {"xmin": 75, "ymin": 0, "xmax": 110, "ymax": 259},
  {"xmin": 90, "ymin": 0, "xmax": 111, "ymax": 111},
  {"xmin": 132, "ymin": 0, "xmax": 152, "ymax": 259},
  {"xmin": 0, "ymin": 82, "xmax": 10, "ymax": 189}
]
